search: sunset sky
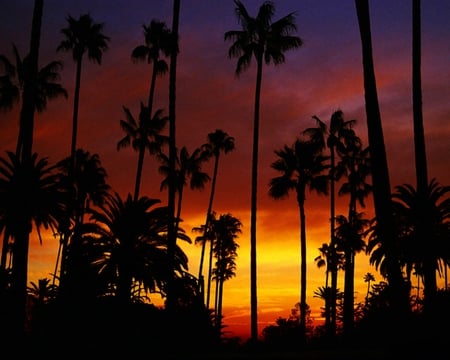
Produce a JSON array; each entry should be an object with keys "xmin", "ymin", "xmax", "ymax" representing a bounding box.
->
[{"xmin": 1, "ymin": 0, "xmax": 449, "ymax": 340}]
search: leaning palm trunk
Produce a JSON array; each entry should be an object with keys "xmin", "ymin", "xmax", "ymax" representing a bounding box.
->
[
  {"xmin": 198, "ymin": 153, "xmax": 220, "ymax": 304},
  {"xmin": 355, "ymin": 0, "xmax": 409, "ymax": 316}
]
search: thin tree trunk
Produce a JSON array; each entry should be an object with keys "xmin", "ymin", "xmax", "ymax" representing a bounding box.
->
[
  {"xmin": 298, "ymin": 193, "xmax": 307, "ymax": 342},
  {"xmin": 250, "ymin": 55, "xmax": 263, "ymax": 343},
  {"xmin": 198, "ymin": 153, "xmax": 220, "ymax": 303},
  {"xmin": 166, "ymin": 0, "xmax": 180, "ymax": 314},
  {"xmin": 355, "ymin": 0, "xmax": 409, "ymax": 316},
  {"xmin": 412, "ymin": 0, "xmax": 435, "ymax": 309}
]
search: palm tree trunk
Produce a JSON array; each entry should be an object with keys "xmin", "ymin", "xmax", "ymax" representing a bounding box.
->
[
  {"xmin": 19, "ymin": 0, "xmax": 43, "ymax": 163},
  {"xmin": 412, "ymin": 0, "xmax": 435, "ymax": 309},
  {"xmin": 134, "ymin": 146, "xmax": 145, "ymax": 201},
  {"xmin": 206, "ymin": 238, "xmax": 214, "ymax": 309},
  {"xmin": 166, "ymin": 0, "xmax": 180, "ymax": 314},
  {"xmin": 198, "ymin": 154, "xmax": 220, "ymax": 301},
  {"xmin": 250, "ymin": 55, "xmax": 263, "ymax": 343},
  {"xmin": 71, "ymin": 57, "xmax": 82, "ymax": 160},
  {"xmin": 329, "ymin": 145, "xmax": 338, "ymax": 336},
  {"xmin": 298, "ymin": 194, "xmax": 307, "ymax": 342},
  {"xmin": 134, "ymin": 61, "xmax": 158, "ymax": 202},
  {"xmin": 355, "ymin": 0, "xmax": 409, "ymax": 316},
  {"xmin": 7, "ymin": 0, "xmax": 44, "ymax": 339}
]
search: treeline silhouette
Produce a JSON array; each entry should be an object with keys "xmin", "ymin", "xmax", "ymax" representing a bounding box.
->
[{"xmin": 0, "ymin": 0, "xmax": 449, "ymax": 358}]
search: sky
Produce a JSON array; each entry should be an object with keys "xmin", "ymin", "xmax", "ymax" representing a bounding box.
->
[{"xmin": 1, "ymin": 0, "xmax": 449, "ymax": 341}]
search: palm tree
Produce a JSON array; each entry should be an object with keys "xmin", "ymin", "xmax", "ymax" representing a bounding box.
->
[
  {"xmin": 269, "ymin": 138, "xmax": 329, "ymax": 341},
  {"xmin": 57, "ymin": 13, "xmax": 110, "ymax": 161},
  {"xmin": 0, "ymin": 1, "xmax": 46, "ymax": 338},
  {"xmin": 0, "ymin": 44, "xmax": 68, "ymax": 156},
  {"xmin": 392, "ymin": 179, "xmax": 450, "ymax": 307},
  {"xmin": 55, "ymin": 149, "xmax": 110, "ymax": 296},
  {"xmin": 159, "ymin": 146, "xmax": 210, "ymax": 233},
  {"xmin": 117, "ymin": 103, "xmax": 169, "ymax": 200},
  {"xmin": 210, "ymin": 213, "xmax": 241, "ymax": 337},
  {"xmin": 363, "ymin": 272, "xmax": 375, "ymax": 304},
  {"xmin": 354, "ymin": 0, "xmax": 409, "ymax": 315},
  {"xmin": 225, "ymin": 0, "xmax": 303, "ymax": 341},
  {"xmin": 197, "ymin": 129, "xmax": 235, "ymax": 303},
  {"xmin": 412, "ymin": 0, "xmax": 435, "ymax": 313},
  {"xmin": 27, "ymin": 277, "xmax": 58, "ymax": 305},
  {"xmin": 17, "ymin": 0, "xmax": 43, "ymax": 165},
  {"xmin": 335, "ymin": 212, "xmax": 369, "ymax": 333},
  {"xmin": 131, "ymin": 19, "xmax": 171, "ymax": 113},
  {"xmin": 0, "ymin": 151, "xmax": 67, "ymax": 337},
  {"xmin": 166, "ymin": 0, "xmax": 180, "ymax": 315},
  {"xmin": 80, "ymin": 192, "xmax": 191, "ymax": 304},
  {"xmin": 303, "ymin": 109, "xmax": 358, "ymax": 336},
  {"xmin": 335, "ymin": 140, "xmax": 371, "ymax": 333},
  {"xmin": 314, "ymin": 243, "xmax": 344, "ymax": 330}
]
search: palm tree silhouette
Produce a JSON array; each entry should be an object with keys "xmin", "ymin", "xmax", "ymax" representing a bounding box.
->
[
  {"xmin": 166, "ymin": 0, "xmax": 180, "ymax": 314},
  {"xmin": 392, "ymin": 179, "xmax": 450, "ymax": 306},
  {"xmin": 80, "ymin": 192, "xmax": 191, "ymax": 304},
  {"xmin": 0, "ymin": 151, "xmax": 67, "ymax": 337},
  {"xmin": 117, "ymin": 103, "xmax": 169, "ymax": 200},
  {"xmin": 412, "ymin": 0, "xmax": 435, "ymax": 313},
  {"xmin": 56, "ymin": 149, "xmax": 110, "ymax": 296},
  {"xmin": 57, "ymin": 13, "xmax": 110, "ymax": 162},
  {"xmin": 303, "ymin": 109, "xmax": 357, "ymax": 336},
  {"xmin": 0, "ymin": 44, "xmax": 68, "ymax": 156},
  {"xmin": 225, "ymin": 0, "xmax": 303, "ymax": 341},
  {"xmin": 159, "ymin": 146, "xmax": 210, "ymax": 234},
  {"xmin": 269, "ymin": 138, "xmax": 329, "ymax": 341},
  {"xmin": 210, "ymin": 212, "xmax": 241, "ymax": 338},
  {"xmin": 131, "ymin": 19, "xmax": 171, "ymax": 113},
  {"xmin": 197, "ymin": 129, "xmax": 235, "ymax": 304},
  {"xmin": 354, "ymin": 0, "xmax": 409, "ymax": 315},
  {"xmin": 363, "ymin": 272, "xmax": 375, "ymax": 304},
  {"xmin": 335, "ymin": 211, "xmax": 369, "ymax": 332}
]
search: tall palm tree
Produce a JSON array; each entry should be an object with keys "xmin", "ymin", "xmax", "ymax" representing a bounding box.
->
[
  {"xmin": 57, "ymin": 13, "xmax": 110, "ymax": 161},
  {"xmin": 225, "ymin": 0, "xmax": 303, "ymax": 341},
  {"xmin": 131, "ymin": 19, "xmax": 171, "ymax": 114},
  {"xmin": 412, "ymin": 0, "xmax": 435, "ymax": 313},
  {"xmin": 55, "ymin": 149, "xmax": 110, "ymax": 295},
  {"xmin": 117, "ymin": 103, "xmax": 169, "ymax": 200},
  {"xmin": 0, "ymin": 151, "xmax": 67, "ymax": 337},
  {"xmin": 354, "ymin": 0, "xmax": 409, "ymax": 315},
  {"xmin": 269, "ymin": 138, "xmax": 329, "ymax": 341},
  {"xmin": 0, "ymin": 0, "xmax": 45, "ymax": 338},
  {"xmin": 303, "ymin": 109, "xmax": 358, "ymax": 336},
  {"xmin": 197, "ymin": 129, "xmax": 235, "ymax": 303},
  {"xmin": 335, "ymin": 212, "xmax": 369, "ymax": 333},
  {"xmin": 80, "ymin": 192, "xmax": 191, "ymax": 304},
  {"xmin": 313, "ymin": 243, "xmax": 344, "ymax": 330},
  {"xmin": 0, "ymin": 44, "xmax": 68, "ymax": 156},
  {"xmin": 17, "ymin": 0, "xmax": 43, "ymax": 165},
  {"xmin": 335, "ymin": 140, "xmax": 371, "ymax": 333},
  {"xmin": 210, "ymin": 213, "xmax": 241, "ymax": 337},
  {"xmin": 166, "ymin": 0, "xmax": 180, "ymax": 315}
]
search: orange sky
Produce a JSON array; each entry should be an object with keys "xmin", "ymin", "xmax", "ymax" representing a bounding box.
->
[{"xmin": 1, "ymin": 0, "xmax": 450, "ymax": 341}]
